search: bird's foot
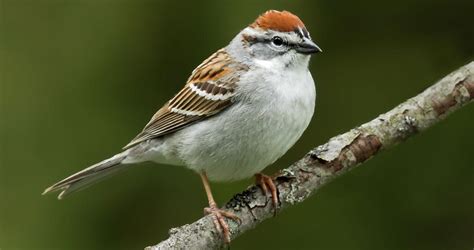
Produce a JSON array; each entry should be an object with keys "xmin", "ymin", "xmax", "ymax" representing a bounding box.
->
[
  {"xmin": 204, "ymin": 204, "xmax": 241, "ymax": 244},
  {"xmin": 255, "ymin": 173, "xmax": 279, "ymax": 215}
]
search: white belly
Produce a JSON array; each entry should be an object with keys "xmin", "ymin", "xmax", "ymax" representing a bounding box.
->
[{"xmin": 138, "ymin": 65, "xmax": 316, "ymax": 182}]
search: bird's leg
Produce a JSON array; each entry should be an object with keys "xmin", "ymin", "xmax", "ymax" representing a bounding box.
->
[
  {"xmin": 255, "ymin": 173, "xmax": 279, "ymax": 215},
  {"xmin": 200, "ymin": 172, "xmax": 240, "ymax": 244}
]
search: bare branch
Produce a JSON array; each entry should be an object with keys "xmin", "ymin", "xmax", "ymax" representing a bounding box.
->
[{"xmin": 146, "ymin": 62, "xmax": 474, "ymax": 250}]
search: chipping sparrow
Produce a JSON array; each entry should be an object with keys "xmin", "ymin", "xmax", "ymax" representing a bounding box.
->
[{"xmin": 43, "ymin": 10, "xmax": 321, "ymax": 243}]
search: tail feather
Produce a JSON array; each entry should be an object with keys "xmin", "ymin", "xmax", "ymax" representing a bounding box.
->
[{"xmin": 43, "ymin": 151, "xmax": 129, "ymax": 199}]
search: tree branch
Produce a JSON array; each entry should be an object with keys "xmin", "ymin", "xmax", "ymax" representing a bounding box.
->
[{"xmin": 146, "ymin": 62, "xmax": 474, "ymax": 250}]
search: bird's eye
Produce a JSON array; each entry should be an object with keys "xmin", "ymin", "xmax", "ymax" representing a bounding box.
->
[{"xmin": 271, "ymin": 36, "xmax": 284, "ymax": 47}]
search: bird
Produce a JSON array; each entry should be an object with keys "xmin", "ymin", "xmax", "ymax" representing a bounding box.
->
[{"xmin": 43, "ymin": 10, "xmax": 321, "ymax": 243}]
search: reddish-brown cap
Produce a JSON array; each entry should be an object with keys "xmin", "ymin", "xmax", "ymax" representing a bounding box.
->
[{"xmin": 250, "ymin": 10, "xmax": 306, "ymax": 32}]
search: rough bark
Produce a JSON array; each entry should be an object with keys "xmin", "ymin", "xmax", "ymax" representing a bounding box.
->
[{"xmin": 146, "ymin": 62, "xmax": 474, "ymax": 250}]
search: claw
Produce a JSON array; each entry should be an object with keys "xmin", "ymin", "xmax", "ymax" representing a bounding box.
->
[
  {"xmin": 255, "ymin": 173, "xmax": 279, "ymax": 215},
  {"xmin": 200, "ymin": 172, "xmax": 240, "ymax": 244},
  {"xmin": 204, "ymin": 205, "xmax": 240, "ymax": 243}
]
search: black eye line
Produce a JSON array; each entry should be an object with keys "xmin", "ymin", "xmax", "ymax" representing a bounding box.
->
[
  {"xmin": 294, "ymin": 28, "xmax": 304, "ymax": 39},
  {"xmin": 247, "ymin": 36, "xmax": 300, "ymax": 50},
  {"xmin": 293, "ymin": 27, "xmax": 310, "ymax": 39},
  {"xmin": 249, "ymin": 37, "xmax": 286, "ymax": 45},
  {"xmin": 302, "ymin": 28, "xmax": 310, "ymax": 39}
]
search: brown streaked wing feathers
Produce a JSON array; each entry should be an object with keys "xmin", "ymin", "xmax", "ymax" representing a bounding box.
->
[{"xmin": 123, "ymin": 49, "xmax": 246, "ymax": 149}]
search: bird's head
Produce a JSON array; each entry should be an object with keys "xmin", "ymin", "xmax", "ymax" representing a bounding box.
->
[{"xmin": 228, "ymin": 10, "xmax": 321, "ymax": 69}]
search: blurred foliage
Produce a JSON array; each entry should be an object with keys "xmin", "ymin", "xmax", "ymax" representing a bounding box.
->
[{"xmin": 1, "ymin": 0, "xmax": 473, "ymax": 249}]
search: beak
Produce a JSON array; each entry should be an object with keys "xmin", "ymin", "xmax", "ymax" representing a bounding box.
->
[{"xmin": 295, "ymin": 38, "xmax": 322, "ymax": 54}]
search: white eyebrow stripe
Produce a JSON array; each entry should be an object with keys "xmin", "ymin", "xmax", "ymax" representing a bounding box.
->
[
  {"xmin": 297, "ymin": 27, "xmax": 304, "ymax": 38},
  {"xmin": 189, "ymin": 83, "xmax": 233, "ymax": 101}
]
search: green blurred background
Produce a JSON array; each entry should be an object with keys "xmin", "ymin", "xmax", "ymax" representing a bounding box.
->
[{"xmin": 1, "ymin": 0, "xmax": 473, "ymax": 249}]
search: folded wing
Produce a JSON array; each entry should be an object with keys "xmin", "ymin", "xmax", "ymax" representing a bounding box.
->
[{"xmin": 124, "ymin": 49, "xmax": 247, "ymax": 149}]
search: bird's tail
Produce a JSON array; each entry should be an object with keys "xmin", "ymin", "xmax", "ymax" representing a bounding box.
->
[{"xmin": 42, "ymin": 151, "xmax": 130, "ymax": 199}]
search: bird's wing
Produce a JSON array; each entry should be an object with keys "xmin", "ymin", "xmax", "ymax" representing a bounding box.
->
[{"xmin": 123, "ymin": 49, "xmax": 247, "ymax": 149}]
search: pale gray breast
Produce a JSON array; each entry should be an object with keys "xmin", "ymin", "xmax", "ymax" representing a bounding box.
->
[
  {"xmin": 187, "ymin": 68, "xmax": 313, "ymax": 180},
  {"xmin": 156, "ymin": 66, "xmax": 315, "ymax": 182}
]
